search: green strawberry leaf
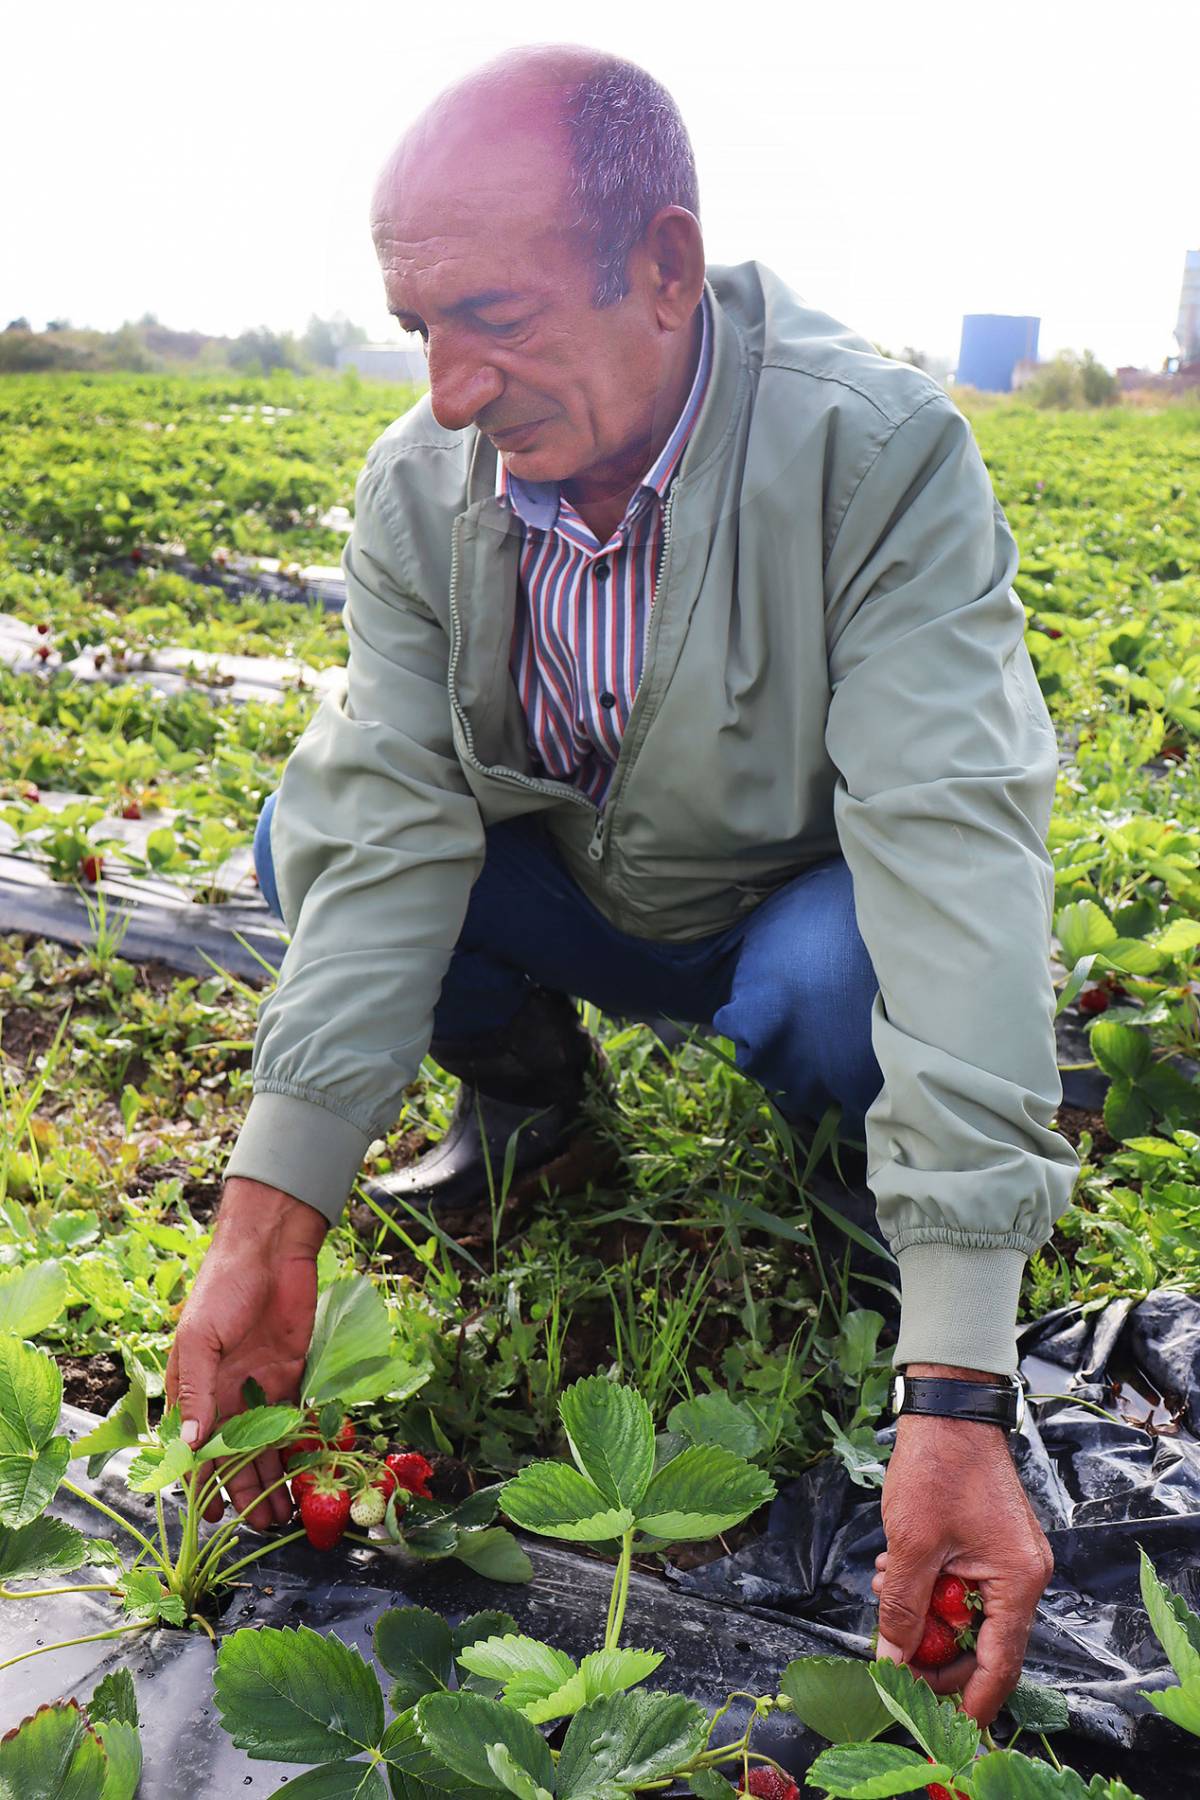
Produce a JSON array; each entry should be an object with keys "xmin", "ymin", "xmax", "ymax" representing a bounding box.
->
[
  {"xmin": 0, "ymin": 1514, "xmax": 87, "ymax": 1583},
  {"xmin": 126, "ymin": 1436, "xmax": 194, "ymax": 1493},
  {"xmin": 869, "ymin": 1659, "xmax": 979, "ymax": 1775},
  {"xmin": 88, "ymin": 1668, "xmax": 139, "ymax": 1728},
  {"xmin": 486, "ymin": 1742, "xmax": 554, "ymax": 1800},
  {"xmin": 195, "ymin": 1403, "xmax": 305, "ymax": 1461},
  {"xmin": 1056, "ymin": 899, "xmax": 1116, "ymax": 965},
  {"xmin": 688, "ymin": 1772, "xmax": 738, "ymax": 1800},
  {"xmin": 633, "ymin": 1443, "xmax": 775, "ymax": 1540},
  {"xmin": 520, "ymin": 1647, "xmax": 663, "ymax": 1724},
  {"xmin": 94, "ymin": 1717, "xmax": 143, "ymax": 1800},
  {"xmin": 453, "ymin": 1527, "xmax": 533, "ymax": 1584},
  {"xmin": 1138, "ymin": 1547, "xmax": 1200, "ymax": 1684},
  {"xmin": 415, "ymin": 1692, "xmax": 555, "ymax": 1793},
  {"xmin": 0, "ymin": 1433, "xmax": 70, "ymax": 1527},
  {"xmin": 969, "ymin": 1749, "xmax": 1117, "ymax": 1797},
  {"xmin": 0, "ymin": 1700, "xmax": 107, "ymax": 1800},
  {"xmin": 76, "ymin": 1367, "xmax": 150, "ymax": 1478},
  {"xmin": 778, "ymin": 1654, "xmax": 894, "ymax": 1743},
  {"xmin": 118, "ymin": 1567, "xmax": 185, "ymax": 1625},
  {"xmin": 555, "ymin": 1690, "xmax": 709, "ymax": 1799},
  {"xmin": 270, "ymin": 1762, "xmax": 390, "ymax": 1797},
  {"xmin": 214, "ymin": 1624, "xmax": 386, "ymax": 1761},
  {"xmin": 303, "ymin": 1275, "xmax": 393, "ymax": 1406},
  {"xmin": 374, "ymin": 1607, "xmax": 455, "ymax": 1709},
  {"xmin": 1089, "ymin": 1020, "xmax": 1153, "ymax": 1083},
  {"xmin": 1003, "ymin": 1676, "xmax": 1071, "ymax": 1734},
  {"xmin": 1144, "ymin": 1676, "xmax": 1200, "ymax": 1738},
  {"xmin": 805, "ymin": 1742, "xmax": 954, "ymax": 1797},
  {"xmin": 0, "ymin": 1259, "xmax": 67, "ymax": 1337},
  {"xmin": 381, "ymin": 1706, "xmax": 494, "ymax": 1797},
  {"xmin": 455, "ymin": 1633, "xmax": 576, "ymax": 1712},
  {"xmin": 500, "ymin": 1461, "xmax": 634, "ymax": 1541},
  {"xmin": 667, "ymin": 1391, "xmax": 767, "ymax": 1459},
  {"xmin": 558, "ymin": 1375, "xmax": 655, "ymax": 1509},
  {"xmin": 452, "ymin": 1612, "xmax": 521, "ymax": 1658},
  {"xmin": 0, "ymin": 1334, "xmax": 63, "ymax": 1452}
]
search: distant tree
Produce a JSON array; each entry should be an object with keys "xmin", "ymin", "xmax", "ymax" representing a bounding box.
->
[
  {"xmin": 4, "ymin": 317, "xmax": 30, "ymax": 332},
  {"xmin": 302, "ymin": 312, "xmax": 369, "ymax": 368},
  {"xmin": 138, "ymin": 311, "xmax": 160, "ymax": 327},
  {"xmin": 1080, "ymin": 348, "xmax": 1119, "ymax": 407},
  {"xmin": 1024, "ymin": 349, "xmax": 1119, "ymax": 410},
  {"xmin": 45, "ymin": 317, "xmax": 71, "ymax": 332},
  {"xmin": 229, "ymin": 326, "xmax": 304, "ymax": 374}
]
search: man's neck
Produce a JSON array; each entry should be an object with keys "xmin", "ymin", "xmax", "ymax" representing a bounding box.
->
[{"xmin": 559, "ymin": 301, "xmax": 704, "ymax": 545}]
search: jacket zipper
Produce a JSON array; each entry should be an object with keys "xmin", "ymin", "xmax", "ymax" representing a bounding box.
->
[{"xmin": 446, "ymin": 487, "xmax": 677, "ymax": 870}]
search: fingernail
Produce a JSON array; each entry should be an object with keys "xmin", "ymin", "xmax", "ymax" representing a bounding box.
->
[
  {"xmin": 876, "ymin": 1637, "xmax": 903, "ymax": 1663},
  {"xmin": 181, "ymin": 1419, "xmax": 200, "ymax": 1446}
]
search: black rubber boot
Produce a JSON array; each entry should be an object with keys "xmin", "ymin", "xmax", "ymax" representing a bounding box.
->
[{"xmin": 362, "ymin": 987, "xmax": 608, "ymax": 1217}]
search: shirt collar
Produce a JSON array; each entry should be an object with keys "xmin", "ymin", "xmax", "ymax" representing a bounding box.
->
[{"xmin": 494, "ymin": 286, "xmax": 713, "ymax": 536}]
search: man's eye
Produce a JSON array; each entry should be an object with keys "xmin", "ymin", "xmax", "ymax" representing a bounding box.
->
[{"xmin": 479, "ymin": 319, "xmax": 526, "ymax": 337}]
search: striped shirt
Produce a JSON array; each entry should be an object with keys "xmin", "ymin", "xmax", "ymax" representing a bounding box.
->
[{"xmin": 496, "ymin": 289, "xmax": 713, "ymax": 806}]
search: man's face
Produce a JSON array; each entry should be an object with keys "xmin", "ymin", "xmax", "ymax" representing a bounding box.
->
[{"xmin": 371, "ymin": 112, "xmax": 681, "ymax": 489}]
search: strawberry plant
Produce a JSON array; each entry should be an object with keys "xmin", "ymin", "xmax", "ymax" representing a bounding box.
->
[
  {"xmin": 0, "ymin": 1274, "xmax": 523, "ymax": 1678},
  {"xmin": 0, "ymin": 1671, "xmax": 142, "ymax": 1799}
]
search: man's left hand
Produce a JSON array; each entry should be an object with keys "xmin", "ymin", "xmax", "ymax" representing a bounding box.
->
[{"xmin": 872, "ymin": 1361, "xmax": 1053, "ymax": 1726}]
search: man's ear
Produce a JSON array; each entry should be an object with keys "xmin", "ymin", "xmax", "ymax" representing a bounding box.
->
[{"xmin": 639, "ymin": 206, "xmax": 706, "ymax": 330}]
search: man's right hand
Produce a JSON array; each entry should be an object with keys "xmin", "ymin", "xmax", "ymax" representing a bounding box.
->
[{"xmin": 165, "ymin": 1177, "xmax": 329, "ymax": 1533}]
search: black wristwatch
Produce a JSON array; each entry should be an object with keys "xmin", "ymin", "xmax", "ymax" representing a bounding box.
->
[{"xmin": 891, "ymin": 1372, "xmax": 1024, "ymax": 1433}]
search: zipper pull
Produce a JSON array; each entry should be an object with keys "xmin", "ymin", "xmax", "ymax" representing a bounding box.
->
[{"xmin": 587, "ymin": 811, "xmax": 606, "ymax": 862}]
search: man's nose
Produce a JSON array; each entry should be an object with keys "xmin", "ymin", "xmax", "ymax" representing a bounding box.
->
[{"xmin": 426, "ymin": 338, "xmax": 504, "ymax": 433}]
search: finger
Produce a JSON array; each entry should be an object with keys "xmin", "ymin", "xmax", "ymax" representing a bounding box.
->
[
  {"xmin": 877, "ymin": 1549, "xmax": 940, "ymax": 1663},
  {"xmin": 871, "ymin": 1572, "xmax": 884, "ymax": 1595},
  {"xmin": 960, "ymin": 1602, "xmax": 1036, "ymax": 1727},
  {"xmin": 875, "ymin": 1551, "xmax": 889, "ymax": 1570},
  {"xmin": 910, "ymin": 1651, "xmax": 975, "ymax": 1695},
  {"xmin": 226, "ymin": 1457, "xmax": 274, "ymax": 1534},
  {"xmin": 169, "ymin": 1319, "xmax": 220, "ymax": 1453}
]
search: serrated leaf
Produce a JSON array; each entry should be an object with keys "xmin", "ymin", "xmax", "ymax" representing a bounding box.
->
[
  {"xmin": 834, "ymin": 1310, "xmax": 886, "ymax": 1381},
  {"xmin": 970, "ymin": 1750, "xmax": 1098, "ymax": 1798},
  {"xmin": 1140, "ymin": 1546, "xmax": 1200, "ymax": 1680},
  {"xmin": 76, "ymin": 1368, "xmax": 149, "ymax": 1478},
  {"xmin": 1153, "ymin": 919, "xmax": 1200, "ymax": 959},
  {"xmin": 558, "ymin": 1376, "xmax": 655, "ymax": 1510},
  {"xmin": 453, "ymin": 1528, "xmax": 533, "ymax": 1585},
  {"xmin": 118, "ymin": 1567, "xmax": 184, "ymax": 1624},
  {"xmin": 195, "ymin": 1403, "xmax": 305, "ymax": 1461},
  {"xmin": 500, "ymin": 1461, "xmax": 634, "ymax": 1541},
  {"xmin": 374, "ymin": 1608, "xmax": 454, "ymax": 1708},
  {"xmin": 1004, "ymin": 1676, "xmax": 1071, "ymax": 1734},
  {"xmin": 455, "ymin": 1633, "xmax": 576, "ymax": 1709},
  {"xmin": 304, "ymin": 1276, "xmax": 393, "ymax": 1407},
  {"xmin": 667, "ymin": 1392, "xmax": 767, "ymax": 1459},
  {"xmin": 415, "ymin": 1692, "xmax": 555, "ymax": 1794},
  {"xmin": 0, "ymin": 1334, "xmax": 63, "ymax": 1452},
  {"xmin": 88, "ymin": 1669, "xmax": 139, "ymax": 1729},
  {"xmin": 0, "ymin": 1260, "xmax": 67, "ymax": 1336},
  {"xmin": 0, "ymin": 1514, "xmax": 87, "ymax": 1582},
  {"xmin": 1090, "ymin": 1020, "xmax": 1153, "ymax": 1082},
  {"xmin": 688, "ymin": 1773, "xmax": 737, "ymax": 1800},
  {"xmin": 0, "ymin": 1700, "xmax": 108, "ymax": 1800},
  {"xmin": 453, "ymin": 1612, "xmax": 521, "ymax": 1658},
  {"xmin": 381, "ymin": 1707, "xmax": 495, "ymax": 1798},
  {"xmin": 1096, "ymin": 938, "xmax": 1164, "ymax": 976},
  {"xmin": 94, "ymin": 1717, "xmax": 142, "ymax": 1800},
  {"xmin": 521, "ymin": 1647, "xmax": 663, "ymax": 1725},
  {"xmin": 555, "ymin": 1690, "xmax": 709, "ymax": 1799},
  {"xmin": 273, "ymin": 1763, "xmax": 390, "ymax": 1798},
  {"xmin": 126, "ymin": 1436, "xmax": 194, "ymax": 1493},
  {"xmin": 633, "ymin": 1443, "xmax": 775, "ymax": 1540},
  {"xmin": 778, "ymin": 1655, "xmax": 894, "ymax": 1744},
  {"xmin": 804, "ymin": 1742, "xmax": 953, "ymax": 1797},
  {"xmin": 869, "ymin": 1660, "xmax": 979, "ymax": 1774},
  {"xmin": 215, "ymin": 1624, "xmax": 386, "ymax": 1761},
  {"xmin": 0, "ymin": 1433, "xmax": 70, "ymax": 1526},
  {"xmin": 1103, "ymin": 1080, "xmax": 1153, "ymax": 1144},
  {"xmin": 1056, "ymin": 899, "xmax": 1116, "ymax": 964},
  {"xmin": 1145, "ymin": 1675, "xmax": 1200, "ymax": 1738}
]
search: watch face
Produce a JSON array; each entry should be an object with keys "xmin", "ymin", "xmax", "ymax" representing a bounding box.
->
[{"xmin": 891, "ymin": 1374, "xmax": 906, "ymax": 1414}]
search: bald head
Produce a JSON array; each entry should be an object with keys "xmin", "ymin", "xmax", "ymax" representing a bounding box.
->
[{"xmin": 368, "ymin": 46, "xmax": 705, "ymax": 505}]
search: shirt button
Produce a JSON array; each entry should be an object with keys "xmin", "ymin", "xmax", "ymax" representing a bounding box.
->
[
  {"xmin": 599, "ymin": 691, "xmax": 617, "ymax": 709},
  {"xmin": 594, "ymin": 562, "xmax": 609, "ymax": 582}
]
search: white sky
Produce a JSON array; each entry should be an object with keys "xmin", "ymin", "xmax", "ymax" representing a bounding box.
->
[{"xmin": 4, "ymin": 0, "xmax": 1197, "ymax": 371}]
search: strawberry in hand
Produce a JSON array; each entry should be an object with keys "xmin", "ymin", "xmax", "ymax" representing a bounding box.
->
[{"xmin": 299, "ymin": 1475, "xmax": 352, "ymax": 1550}]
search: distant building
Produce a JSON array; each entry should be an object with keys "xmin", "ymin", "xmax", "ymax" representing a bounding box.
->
[
  {"xmin": 335, "ymin": 343, "xmax": 428, "ymax": 383},
  {"xmin": 1010, "ymin": 357, "xmax": 1042, "ymax": 392},
  {"xmin": 1176, "ymin": 250, "xmax": 1200, "ymax": 366},
  {"xmin": 955, "ymin": 314, "xmax": 1040, "ymax": 392}
]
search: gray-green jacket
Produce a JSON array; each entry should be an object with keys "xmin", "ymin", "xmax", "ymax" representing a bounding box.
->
[{"xmin": 227, "ymin": 260, "xmax": 1079, "ymax": 1373}]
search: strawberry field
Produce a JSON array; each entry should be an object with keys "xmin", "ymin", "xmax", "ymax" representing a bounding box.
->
[{"xmin": 1, "ymin": 371, "xmax": 1199, "ymax": 1795}]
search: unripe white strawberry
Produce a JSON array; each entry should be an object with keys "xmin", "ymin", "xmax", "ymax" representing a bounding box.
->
[{"xmin": 349, "ymin": 1486, "xmax": 386, "ymax": 1527}]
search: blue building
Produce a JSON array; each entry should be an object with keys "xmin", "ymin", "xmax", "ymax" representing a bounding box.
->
[{"xmin": 956, "ymin": 314, "xmax": 1041, "ymax": 392}]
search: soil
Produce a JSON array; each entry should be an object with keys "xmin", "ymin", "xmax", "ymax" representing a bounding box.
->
[
  {"xmin": 128, "ymin": 1155, "xmax": 224, "ymax": 1222},
  {"xmin": 1054, "ymin": 1102, "xmax": 1118, "ymax": 1158},
  {"xmin": 0, "ymin": 1003, "xmax": 65, "ymax": 1069},
  {"xmin": 57, "ymin": 1351, "xmax": 128, "ymax": 1414}
]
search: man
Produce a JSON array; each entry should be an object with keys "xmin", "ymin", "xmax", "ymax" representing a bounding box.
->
[{"xmin": 167, "ymin": 44, "xmax": 1078, "ymax": 1725}]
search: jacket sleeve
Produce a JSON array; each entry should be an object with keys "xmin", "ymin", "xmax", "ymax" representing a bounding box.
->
[
  {"xmin": 823, "ymin": 391, "xmax": 1079, "ymax": 1375},
  {"xmin": 224, "ymin": 448, "xmax": 485, "ymax": 1220}
]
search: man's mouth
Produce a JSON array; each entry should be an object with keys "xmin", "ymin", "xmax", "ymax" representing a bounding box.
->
[{"xmin": 488, "ymin": 418, "xmax": 546, "ymax": 445}]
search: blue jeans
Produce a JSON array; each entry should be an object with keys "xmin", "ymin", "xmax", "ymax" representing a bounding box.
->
[{"xmin": 254, "ymin": 794, "xmax": 882, "ymax": 1134}]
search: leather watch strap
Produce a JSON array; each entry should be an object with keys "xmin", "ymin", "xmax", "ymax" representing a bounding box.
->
[{"xmin": 893, "ymin": 1374, "xmax": 1021, "ymax": 1430}]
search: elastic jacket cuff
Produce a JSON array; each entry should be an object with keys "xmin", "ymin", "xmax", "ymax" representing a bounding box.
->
[
  {"xmin": 225, "ymin": 1091, "xmax": 371, "ymax": 1225},
  {"xmin": 893, "ymin": 1243, "xmax": 1028, "ymax": 1376}
]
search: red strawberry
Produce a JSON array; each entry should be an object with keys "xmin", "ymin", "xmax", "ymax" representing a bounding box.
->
[
  {"xmin": 23, "ymin": 785, "xmax": 40, "ymax": 803},
  {"xmin": 299, "ymin": 1478, "xmax": 351, "ymax": 1550},
  {"xmin": 35, "ymin": 645, "xmax": 51, "ymax": 663},
  {"xmin": 1078, "ymin": 986, "xmax": 1110, "ymax": 1015},
  {"xmin": 130, "ymin": 548, "xmax": 143, "ymax": 564},
  {"xmin": 738, "ymin": 1770, "xmax": 799, "ymax": 1800},
  {"xmin": 334, "ymin": 1417, "xmax": 357, "ymax": 1453},
  {"xmin": 290, "ymin": 1468, "xmax": 318, "ymax": 1508},
  {"xmin": 122, "ymin": 801, "xmax": 142, "ymax": 820},
  {"xmin": 926, "ymin": 1760, "xmax": 969, "ymax": 1800},
  {"xmin": 36, "ymin": 622, "xmax": 50, "ymax": 635},
  {"xmin": 914, "ymin": 1615, "xmax": 960, "ymax": 1668},
  {"xmin": 929, "ymin": 1575, "xmax": 979, "ymax": 1633},
  {"xmin": 81, "ymin": 854, "xmax": 104, "ymax": 883},
  {"xmin": 381, "ymin": 1450, "xmax": 434, "ymax": 1499}
]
